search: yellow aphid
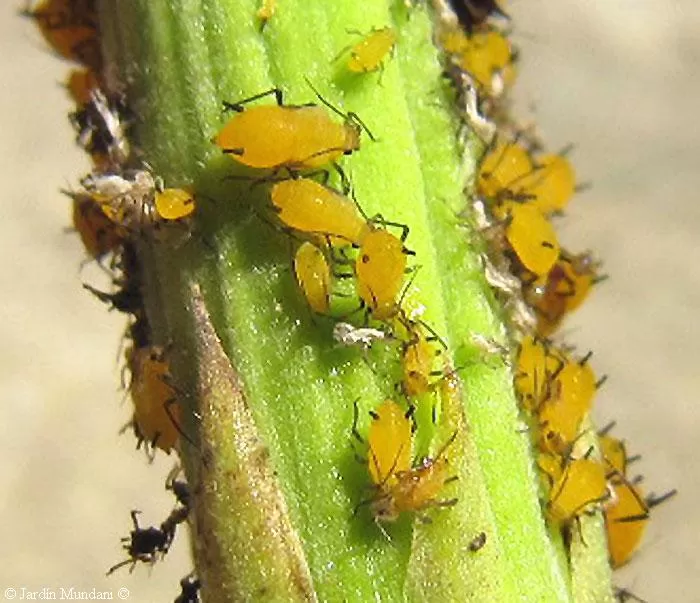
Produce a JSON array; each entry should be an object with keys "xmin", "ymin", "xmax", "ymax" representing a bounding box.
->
[
  {"xmin": 478, "ymin": 140, "xmax": 532, "ymax": 201},
  {"xmin": 80, "ymin": 170, "xmax": 195, "ymax": 232},
  {"xmin": 514, "ymin": 335, "xmax": 561, "ymax": 412},
  {"xmin": 457, "ymin": 30, "xmax": 513, "ymax": 93},
  {"xmin": 399, "ymin": 318, "xmax": 444, "ymax": 399},
  {"xmin": 256, "ymin": 0, "xmax": 276, "ymax": 24},
  {"xmin": 355, "ymin": 229, "xmax": 412, "ymax": 321},
  {"xmin": 127, "ymin": 346, "xmax": 180, "ymax": 454},
  {"xmin": 269, "ymin": 178, "xmax": 370, "ymax": 246},
  {"xmin": 293, "ymin": 242, "xmax": 332, "ymax": 314},
  {"xmin": 546, "ymin": 457, "xmax": 608, "ymax": 525},
  {"xmin": 538, "ymin": 353, "xmax": 599, "ymax": 455},
  {"xmin": 367, "ymin": 400, "xmax": 413, "ymax": 488},
  {"xmin": 371, "ymin": 432, "xmax": 458, "ymax": 523},
  {"xmin": 215, "ymin": 88, "xmax": 369, "ymax": 172},
  {"xmin": 154, "ymin": 188, "xmax": 196, "ymax": 221},
  {"xmin": 599, "ymin": 432, "xmax": 629, "ymax": 477},
  {"xmin": 606, "ymin": 480, "xmax": 649, "ymax": 568},
  {"xmin": 605, "ymin": 481, "xmax": 676, "ymax": 569},
  {"xmin": 513, "ymin": 153, "xmax": 576, "ymax": 214},
  {"xmin": 346, "ymin": 27, "xmax": 397, "ymax": 73},
  {"xmin": 497, "ymin": 201, "xmax": 560, "ymax": 277}
]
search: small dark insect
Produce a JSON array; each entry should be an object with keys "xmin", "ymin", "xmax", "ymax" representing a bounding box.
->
[
  {"xmin": 468, "ymin": 531, "xmax": 487, "ymax": 552},
  {"xmin": 107, "ymin": 488, "xmax": 190, "ymax": 575},
  {"xmin": 174, "ymin": 573, "xmax": 201, "ymax": 603},
  {"xmin": 106, "ymin": 510, "xmax": 175, "ymax": 575},
  {"xmin": 69, "ymin": 88, "xmax": 132, "ymax": 165},
  {"xmin": 448, "ymin": 0, "xmax": 509, "ymax": 32}
]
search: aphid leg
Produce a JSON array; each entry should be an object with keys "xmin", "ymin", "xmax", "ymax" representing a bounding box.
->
[{"xmin": 221, "ymin": 88, "xmax": 284, "ymax": 113}]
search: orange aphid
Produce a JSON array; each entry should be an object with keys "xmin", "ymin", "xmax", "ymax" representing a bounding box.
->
[
  {"xmin": 127, "ymin": 346, "xmax": 180, "ymax": 454},
  {"xmin": 293, "ymin": 242, "xmax": 332, "ymax": 315},
  {"xmin": 355, "ymin": 228, "xmax": 413, "ymax": 321},
  {"xmin": 269, "ymin": 178, "xmax": 370, "ymax": 246},
  {"xmin": 366, "ymin": 400, "xmax": 413, "ymax": 488},
  {"xmin": 537, "ymin": 352, "xmax": 599, "ymax": 455},
  {"xmin": 545, "ymin": 456, "xmax": 609, "ymax": 525},
  {"xmin": 66, "ymin": 67, "xmax": 100, "ymax": 106},
  {"xmin": 526, "ymin": 251, "xmax": 603, "ymax": 337},
  {"xmin": 605, "ymin": 480, "xmax": 676, "ymax": 568},
  {"xmin": 215, "ymin": 88, "xmax": 369, "ymax": 172},
  {"xmin": 70, "ymin": 192, "xmax": 124, "ymax": 261},
  {"xmin": 495, "ymin": 201, "xmax": 560, "ymax": 277},
  {"xmin": 25, "ymin": 0, "xmax": 101, "ymax": 70},
  {"xmin": 371, "ymin": 432, "xmax": 458, "ymax": 523}
]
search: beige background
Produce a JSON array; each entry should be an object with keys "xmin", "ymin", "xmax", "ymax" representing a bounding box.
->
[{"xmin": 1, "ymin": 1, "xmax": 697, "ymax": 601}]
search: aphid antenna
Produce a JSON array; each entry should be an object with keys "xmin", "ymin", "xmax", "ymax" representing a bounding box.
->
[{"xmin": 303, "ymin": 76, "xmax": 377, "ymax": 141}]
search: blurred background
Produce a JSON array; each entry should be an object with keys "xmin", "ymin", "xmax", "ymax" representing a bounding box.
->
[{"xmin": 1, "ymin": 1, "xmax": 697, "ymax": 601}]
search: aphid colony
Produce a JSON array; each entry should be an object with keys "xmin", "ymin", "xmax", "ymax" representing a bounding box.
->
[
  {"xmin": 434, "ymin": 1, "xmax": 677, "ymax": 594},
  {"xmin": 29, "ymin": 0, "xmax": 675, "ymax": 599},
  {"xmin": 25, "ymin": 1, "xmax": 202, "ymax": 597},
  {"xmin": 214, "ymin": 82, "xmax": 463, "ymax": 522}
]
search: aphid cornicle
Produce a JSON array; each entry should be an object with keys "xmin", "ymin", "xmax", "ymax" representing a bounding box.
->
[
  {"xmin": 344, "ymin": 27, "xmax": 397, "ymax": 74},
  {"xmin": 293, "ymin": 241, "xmax": 332, "ymax": 315},
  {"xmin": 269, "ymin": 178, "xmax": 370, "ymax": 246},
  {"xmin": 214, "ymin": 87, "xmax": 371, "ymax": 172}
]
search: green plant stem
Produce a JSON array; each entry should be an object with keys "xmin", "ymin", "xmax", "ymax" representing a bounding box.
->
[{"xmin": 98, "ymin": 1, "xmax": 614, "ymax": 601}]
